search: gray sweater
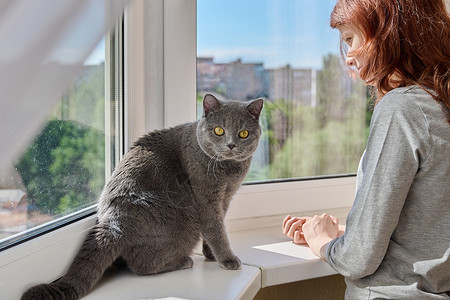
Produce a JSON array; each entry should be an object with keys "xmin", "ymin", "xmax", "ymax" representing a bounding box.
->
[{"xmin": 324, "ymin": 86, "xmax": 450, "ymax": 299}]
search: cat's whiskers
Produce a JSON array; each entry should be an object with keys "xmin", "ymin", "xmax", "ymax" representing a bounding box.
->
[
  {"xmin": 207, "ymin": 154, "xmax": 220, "ymax": 178},
  {"xmin": 213, "ymin": 154, "xmax": 221, "ymax": 177}
]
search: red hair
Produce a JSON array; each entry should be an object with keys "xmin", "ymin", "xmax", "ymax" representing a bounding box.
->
[{"xmin": 330, "ymin": 0, "xmax": 450, "ymax": 124}]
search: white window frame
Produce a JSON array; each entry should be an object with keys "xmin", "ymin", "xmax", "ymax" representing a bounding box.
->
[{"xmin": 0, "ymin": 1, "xmax": 355, "ymax": 298}]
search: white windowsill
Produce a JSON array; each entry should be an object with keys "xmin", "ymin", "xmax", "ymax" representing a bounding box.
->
[
  {"xmin": 227, "ymin": 227, "xmax": 337, "ymax": 288},
  {"xmin": 79, "ymin": 226, "xmax": 339, "ymax": 300},
  {"xmin": 82, "ymin": 254, "xmax": 261, "ymax": 300}
]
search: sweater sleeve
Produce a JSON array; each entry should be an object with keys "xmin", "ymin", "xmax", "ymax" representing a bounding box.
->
[{"xmin": 323, "ymin": 91, "xmax": 431, "ymax": 279}]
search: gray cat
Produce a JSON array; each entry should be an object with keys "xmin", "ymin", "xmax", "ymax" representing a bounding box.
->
[{"xmin": 21, "ymin": 94, "xmax": 264, "ymax": 300}]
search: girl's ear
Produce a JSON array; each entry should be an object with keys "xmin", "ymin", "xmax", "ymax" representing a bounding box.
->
[
  {"xmin": 203, "ymin": 94, "xmax": 221, "ymax": 116},
  {"xmin": 246, "ymin": 98, "xmax": 264, "ymax": 120}
]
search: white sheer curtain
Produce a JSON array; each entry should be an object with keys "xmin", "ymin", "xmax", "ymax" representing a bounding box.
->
[{"xmin": 0, "ymin": 0, "xmax": 129, "ymax": 173}]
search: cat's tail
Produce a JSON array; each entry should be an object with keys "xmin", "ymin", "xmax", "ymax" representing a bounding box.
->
[{"xmin": 21, "ymin": 222, "xmax": 121, "ymax": 300}]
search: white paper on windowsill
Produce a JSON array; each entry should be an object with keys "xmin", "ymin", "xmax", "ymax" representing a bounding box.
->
[{"xmin": 253, "ymin": 241, "xmax": 320, "ymax": 260}]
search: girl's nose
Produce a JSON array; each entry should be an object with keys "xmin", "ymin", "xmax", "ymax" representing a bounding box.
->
[{"xmin": 346, "ymin": 56, "xmax": 356, "ymax": 67}]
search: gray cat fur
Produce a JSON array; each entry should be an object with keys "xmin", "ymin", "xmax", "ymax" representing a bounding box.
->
[{"xmin": 21, "ymin": 94, "xmax": 264, "ymax": 300}]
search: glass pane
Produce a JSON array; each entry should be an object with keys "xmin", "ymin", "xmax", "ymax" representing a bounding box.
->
[
  {"xmin": 0, "ymin": 37, "xmax": 117, "ymax": 245},
  {"xmin": 197, "ymin": 0, "xmax": 370, "ymax": 182}
]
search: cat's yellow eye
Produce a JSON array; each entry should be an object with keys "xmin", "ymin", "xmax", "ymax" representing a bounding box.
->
[
  {"xmin": 239, "ymin": 130, "xmax": 249, "ymax": 139},
  {"xmin": 214, "ymin": 127, "xmax": 224, "ymax": 136}
]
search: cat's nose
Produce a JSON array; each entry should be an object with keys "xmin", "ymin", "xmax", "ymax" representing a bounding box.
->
[{"xmin": 227, "ymin": 143, "xmax": 236, "ymax": 150}]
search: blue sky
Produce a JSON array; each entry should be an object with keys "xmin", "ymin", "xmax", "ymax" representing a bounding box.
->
[
  {"xmin": 86, "ymin": 1, "xmax": 342, "ymax": 69},
  {"xmin": 197, "ymin": 0, "xmax": 341, "ymax": 69},
  {"xmin": 84, "ymin": 37, "xmax": 105, "ymax": 65}
]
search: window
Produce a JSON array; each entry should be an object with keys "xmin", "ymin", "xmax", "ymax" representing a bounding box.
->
[
  {"xmin": 1, "ymin": 1, "xmax": 361, "ymax": 297},
  {"xmin": 197, "ymin": 0, "xmax": 370, "ymax": 182},
  {"xmin": 0, "ymin": 32, "xmax": 122, "ymax": 250}
]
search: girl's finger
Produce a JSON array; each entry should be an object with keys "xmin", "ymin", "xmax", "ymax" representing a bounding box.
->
[
  {"xmin": 331, "ymin": 215, "xmax": 339, "ymax": 226},
  {"xmin": 287, "ymin": 219, "xmax": 303, "ymax": 238},
  {"xmin": 282, "ymin": 215, "xmax": 291, "ymax": 231},
  {"xmin": 293, "ymin": 230, "xmax": 306, "ymax": 245},
  {"xmin": 283, "ymin": 216, "xmax": 299, "ymax": 235}
]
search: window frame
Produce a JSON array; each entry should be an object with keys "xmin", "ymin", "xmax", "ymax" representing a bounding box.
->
[{"xmin": 0, "ymin": 1, "xmax": 356, "ymax": 298}]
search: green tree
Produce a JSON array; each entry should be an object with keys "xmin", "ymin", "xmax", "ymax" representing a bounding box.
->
[
  {"xmin": 16, "ymin": 120, "xmax": 105, "ymax": 215},
  {"xmin": 252, "ymin": 54, "xmax": 368, "ymax": 180}
]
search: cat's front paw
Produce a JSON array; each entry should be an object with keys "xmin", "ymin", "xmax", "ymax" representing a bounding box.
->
[
  {"xmin": 202, "ymin": 243, "xmax": 215, "ymax": 261},
  {"xmin": 219, "ymin": 255, "xmax": 241, "ymax": 270},
  {"xmin": 180, "ymin": 256, "xmax": 194, "ymax": 270}
]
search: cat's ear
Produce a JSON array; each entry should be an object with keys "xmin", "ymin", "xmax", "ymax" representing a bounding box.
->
[
  {"xmin": 203, "ymin": 94, "xmax": 221, "ymax": 117},
  {"xmin": 246, "ymin": 98, "xmax": 264, "ymax": 120}
]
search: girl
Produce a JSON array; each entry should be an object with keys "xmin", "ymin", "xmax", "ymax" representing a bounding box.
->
[{"xmin": 283, "ymin": 0, "xmax": 450, "ymax": 298}]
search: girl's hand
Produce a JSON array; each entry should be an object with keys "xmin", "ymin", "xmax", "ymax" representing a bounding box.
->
[
  {"xmin": 282, "ymin": 215, "xmax": 310, "ymax": 244},
  {"xmin": 302, "ymin": 213, "xmax": 340, "ymax": 258}
]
